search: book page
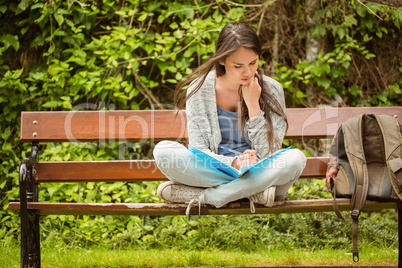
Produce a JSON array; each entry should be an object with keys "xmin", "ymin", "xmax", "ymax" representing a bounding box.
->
[
  {"xmin": 237, "ymin": 146, "xmax": 292, "ymax": 177},
  {"xmin": 188, "ymin": 145, "xmax": 292, "ymax": 179},
  {"xmin": 188, "ymin": 145, "xmax": 240, "ymax": 178}
]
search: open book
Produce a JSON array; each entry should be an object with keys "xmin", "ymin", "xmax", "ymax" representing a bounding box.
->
[{"xmin": 188, "ymin": 145, "xmax": 292, "ymax": 178}]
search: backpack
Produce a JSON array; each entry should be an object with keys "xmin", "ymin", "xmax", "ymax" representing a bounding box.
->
[{"xmin": 326, "ymin": 113, "xmax": 402, "ymax": 262}]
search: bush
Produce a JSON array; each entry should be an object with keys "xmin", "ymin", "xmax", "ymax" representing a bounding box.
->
[{"xmin": 0, "ymin": 0, "xmax": 400, "ymax": 250}]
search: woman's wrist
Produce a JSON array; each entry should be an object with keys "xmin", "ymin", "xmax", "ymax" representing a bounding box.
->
[{"xmin": 248, "ymin": 103, "xmax": 261, "ymax": 122}]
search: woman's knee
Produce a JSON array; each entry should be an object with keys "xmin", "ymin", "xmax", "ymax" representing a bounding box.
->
[
  {"xmin": 154, "ymin": 140, "xmax": 178, "ymax": 159},
  {"xmin": 286, "ymin": 149, "xmax": 306, "ymax": 176},
  {"xmin": 295, "ymin": 149, "xmax": 307, "ymax": 167},
  {"xmin": 153, "ymin": 141, "xmax": 190, "ymax": 173},
  {"xmin": 154, "ymin": 141, "xmax": 177, "ymax": 169}
]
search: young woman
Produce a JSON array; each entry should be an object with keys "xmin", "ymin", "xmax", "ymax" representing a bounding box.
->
[{"xmin": 153, "ymin": 23, "xmax": 306, "ymax": 214}]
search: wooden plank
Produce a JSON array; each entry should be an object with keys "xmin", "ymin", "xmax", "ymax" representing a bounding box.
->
[
  {"xmin": 20, "ymin": 110, "xmax": 187, "ymax": 142},
  {"xmin": 301, "ymin": 157, "xmax": 329, "ymax": 178},
  {"xmin": 20, "ymin": 107, "xmax": 402, "ymax": 142},
  {"xmin": 33, "ymin": 157, "xmax": 329, "ymax": 183},
  {"xmin": 286, "ymin": 107, "xmax": 402, "ymax": 138},
  {"xmin": 8, "ymin": 199, "xmax": 397, "ymax": 216},
  {"xmin": 34, "ymin": 160, "xmax": 166, "ymax": 182}
]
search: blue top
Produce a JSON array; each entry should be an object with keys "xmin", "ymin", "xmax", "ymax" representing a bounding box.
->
[{"xmin": 217, "ymin": 105, "xmax": 251, "ymax": 156}]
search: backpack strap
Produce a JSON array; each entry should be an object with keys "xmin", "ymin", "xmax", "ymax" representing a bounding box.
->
[
  {"xmin": 342, "ymin": 115, "xmax": 369, "ymax": 214},
  {"xmin": 341, "ymin": 114, "xmax": 370, "ymax": 262},
  {"xmin": 330, "ymin": 184, "xmax": 360, "ymax": 262},
  {"xmin": 374, "ymin": 114, "xmax": 402, "ymax": 200}
]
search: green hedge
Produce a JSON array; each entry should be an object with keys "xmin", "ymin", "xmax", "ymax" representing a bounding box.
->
[{"xmin": 0, "ymin": 0, "xmax": 401, "ymax": 249}]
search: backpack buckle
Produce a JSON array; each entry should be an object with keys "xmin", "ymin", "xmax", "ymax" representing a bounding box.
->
[{"xmin": 351, "ymin": 210, "xmax": 360, "ymax": 219}]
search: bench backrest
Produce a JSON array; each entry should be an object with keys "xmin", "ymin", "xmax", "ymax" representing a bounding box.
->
[{"xmin": 21, "ymin": 107, "xmax": 402, "ymax": 183}]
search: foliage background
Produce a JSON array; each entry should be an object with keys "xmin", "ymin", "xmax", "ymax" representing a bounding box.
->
[{"xmin": 0, "ymin": 0, "xmax": 401, "ymax": 253}]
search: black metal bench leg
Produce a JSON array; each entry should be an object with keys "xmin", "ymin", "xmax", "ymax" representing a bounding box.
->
[
  {"xmin": 19, "ymin": 161, "xmax": 28, "ymax": 268},
  {"xmin": 28, "ymin": 212, "xmax": 40, "ymax": 268},
  {"xmin": 20, "ymin": 186, "xmax": 41, "ymax": 268},
  {"xmin": 29, "ymin": 161, "xmax": 40, "ymax": 268},
  {"xmin": 27, "ymin": 165, "xmax": 40, "ymax": 267},
  {"xmin": 20, "ymin": 142, "xmax": 40, "ymax": 268}
]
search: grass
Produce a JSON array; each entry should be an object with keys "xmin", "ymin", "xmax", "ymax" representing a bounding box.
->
[{"xmin": 0, "ymin": 245, "xmax": 397, "ymax": 267}]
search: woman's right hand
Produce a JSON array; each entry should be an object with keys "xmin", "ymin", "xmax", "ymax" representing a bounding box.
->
[{"xmin": 241, "ymin": 72, "xmax": 262, "ymax": 121}]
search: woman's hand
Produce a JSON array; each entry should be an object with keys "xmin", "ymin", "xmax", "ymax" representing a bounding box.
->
[
  {"xmin": 326, "ymin": 167, "xmax": 338, "ymax": 183},
  {"xmin": 241, "ymin": 72, "xmax": 261, "ymax": 121},
  {"xmin": 232, "ymin": 150, "xmax": 258, "ymax": 170}
]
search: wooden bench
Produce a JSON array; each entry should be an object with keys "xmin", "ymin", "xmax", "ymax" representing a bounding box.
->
[{"xmin": 9, "ymin": 106, "xmax": 402, "ymax": 267}]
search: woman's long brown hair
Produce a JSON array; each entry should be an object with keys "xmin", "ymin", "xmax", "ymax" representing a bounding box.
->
[{"xmin": 174, "ymin": 23, "xmax": 287, "ymax": 154}]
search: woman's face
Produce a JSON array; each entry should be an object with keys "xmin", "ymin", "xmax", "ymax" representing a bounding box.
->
[{"xmin": 221, "ymin": 47, "xmax": 259, "ymax": 85}]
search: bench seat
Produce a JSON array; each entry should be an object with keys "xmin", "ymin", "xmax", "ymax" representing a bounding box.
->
[
  {"xmin": 21, "ymin": 158, "xmax": 329, "ymax": 183},
  {"xmin": 9, "ymin": 199, "xmax": 398, "ymax": 216}
]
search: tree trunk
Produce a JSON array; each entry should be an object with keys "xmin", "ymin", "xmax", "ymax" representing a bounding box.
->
[{"xmin": 305, "ymin": 0, "xmax": 321, "ymax": 63}]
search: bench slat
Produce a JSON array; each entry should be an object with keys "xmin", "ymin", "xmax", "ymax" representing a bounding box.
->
[
  {"xmin": 20, "ymin": 110, "xmax": 187, "ymax": 142},
  {"xmin": 286, "ymin": 106, "xmax": 401, "ymax": 139},
  {"xmin": 21, "ymin": 107, "xmax": 402, "ymax": 142},
  {"xmin": 33, "ymin": 157, "xmax": 329, "ymax": 183},
  {"xmin": 8, "ymin": 199, "xmax": 397, "ymax": 216}
]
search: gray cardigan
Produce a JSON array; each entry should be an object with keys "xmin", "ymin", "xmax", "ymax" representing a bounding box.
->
[{"xmin": 186, "ymin": 70, "xmax": 287, "ymax": 166}]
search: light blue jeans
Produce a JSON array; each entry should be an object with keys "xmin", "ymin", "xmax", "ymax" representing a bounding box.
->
[{"xmin": 153, "ymin": 140, "xmax": 306, "ymax": 208}]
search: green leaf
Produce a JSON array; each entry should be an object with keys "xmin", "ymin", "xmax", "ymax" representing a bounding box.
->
[
  {"xmin": 283, "ymin": 80, "xmax": 292, "ymax": 88},
  {"xmin": 344, "ymin": 15, "xmax": 357, "ymax": 27},
  {"xmin": 0, "ymin": 179, "xmax": 7, "ymax": 189},
  {"xmin": 337, "ymin": 27, "xmax": 346, "ymax": 39},
  {"xmin": 321, "ymin": 64, "xmax": 330, "ymax": 74},
  {"xmin": 325, "ymin": 86, "xmax": 337, "ymax": 97},
  {"xmin": 226, "ymin": 7, "xmax": 245, "ymax": 20},
  {"xmin": 356, "ymin": 2, "xmax": 367, "ymax": 17},
  {"xmin": 311, "ymin": 25, "xmax": 325, "ymax": 37},
  {"xmin": 18, "ymin": 0, "xmax": 31, "ymax": 11},
  {"xmin": 3, "ymin": 70, "xmax": 12, "ymax": 79},
  {"xmin": 1, "ymin": 215, "xmax": 11, "ymax": 223},
  {"xmin": 166, "ymin": 79, "xmax": 177, "ymax": 83},
  {"xmin": 363, "ymin": 34, "xmax": 372, "ymax": 42},
  {"xmin": 54, "ymin": 12, "xmax": 65, "ymax": 26},
  {"xmin": 389, "ymin": 84, "xmax": 401, "ymax": 94},
  {"xmin": 365, "ymin": 53, "xmax": 375, "ymax": 59},
  {"xmin": 12, "ymin": 68, "xmax": 24, "ymax": 79},
  {"xmin": 296, "ymin": 90, "xmax": 307, "ymax": 98},
  {"xmin": 105, "ymin": 215, "xmax": 114, "ymax": 224},
  {"xmin": 169, "ymin": 22, "xmax": 178, "ymax": 29},
  {"xmin": 1, "ymin": 127, "xmax": 11, "ymax": 140},
  {"xmin": 349, "ymin": 85, "xmax": 362, "ymax": 97},
  {"xmin": 48, "ymin": 187, "xmax": 57, "ymax": 199},
  {"xmin": 0, "ymin": 5, "xmax": 7, "ymax": 14},
  {"xmin": 180, "ymin": 5, "xmax": 194, "ymax": 19},
  {"xmin": 362, "ymin": 15, "xmax": 376, "ymax": 30},
  {"xmin": 175, "ymin": 72, "xmax": 183, "ymax": 81},
  {"xmin": 167, "ymin": 66, "xmax": 177, "ymax": 73},
  {"xmin": 42, "ymin": 101, "xmax": 59, "ymax": 108},
  {"xmin": 212, "ymin": 9, "xmax": 223, "ymax": 23},
  {"xmin": 138, "ymin": 13, "xmax": 148, "ymax": 22},
  {"xmin": 0, "ymin": 34, "xmax": 19, "ymax": 51},
  {"xmin": 315, "ymin": 77, "xmax": 331, "ymax": 89},
  {"xmin": 377, "ymin": 91, "xmax": 388, "ymax": 103},
  {"xmin": 391, "ymin": 8, "xmax": 402, "ymax": 29},
  {"xmin": 31, "ymin": 3, "xmax": 44, "ymax": 9}
]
